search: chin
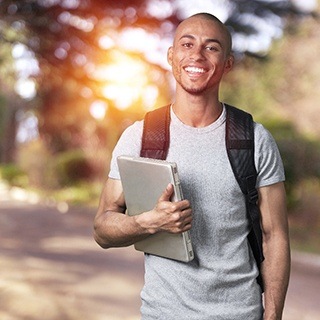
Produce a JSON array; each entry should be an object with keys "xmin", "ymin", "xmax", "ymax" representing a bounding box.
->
[{"xmin": 182, "ymin": 85, "xmax": 208, "ymax": 95}]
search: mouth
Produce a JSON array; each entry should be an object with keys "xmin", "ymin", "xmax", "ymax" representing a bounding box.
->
[{"xmin": 184, "ymin": 66, "xmax": 207, "ymax": 76}]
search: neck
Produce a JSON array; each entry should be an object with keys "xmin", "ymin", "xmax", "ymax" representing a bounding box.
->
[{"xmin": 172, "ymin": 91, "xmax": 223, "ymax": 127}]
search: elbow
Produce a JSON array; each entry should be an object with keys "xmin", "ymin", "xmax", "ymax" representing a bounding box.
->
[
  {"xmin": 262, "ymin": 225, "xmax": 290, "ymax": 246},
  {"xmin": 93, "ymin": 218, "xmax": 113, "ymax": 249},
  {"xmin": 93, "ymin": 231, "xmax": 112, "ymax": 249}
]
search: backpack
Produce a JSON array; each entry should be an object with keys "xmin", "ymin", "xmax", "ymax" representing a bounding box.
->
[{"xmin": 140, "ymin": 104, "xmax": 264, "ymax": 291}]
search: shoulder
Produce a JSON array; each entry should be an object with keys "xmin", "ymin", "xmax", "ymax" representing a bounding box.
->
[
  {"xmin": 253, "ymin": 122, "xmax": 285, "ymax": 186},
  {"xmin": 115, "ymin": 119, "xmax": 144, "ymax": 154},
  {"xmin": 253, "ymin": 121, "xmax": 282, "ymax": 161},
  {"xmin": 108, "ymin": 119, "xmax": 144, "ymax": 179},
  {"xmin": 253, "ymin": 122, "xmax": 278, "ymax": 148},
  {"xmin": 114, "ymin": 119, "xmax": 144, "ymax": 150},
  {"xmin": 121, "ymin": 119, "xmax": 144, "ymax": 137}
]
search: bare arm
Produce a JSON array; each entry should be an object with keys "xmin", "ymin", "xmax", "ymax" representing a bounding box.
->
[
  {"xmin": 259, "ymin": 182, "xmax": 291, "ymax": 320},
  {"xmin": 93, "ymin": 178, "xmax": 192, "ymax": 249}
]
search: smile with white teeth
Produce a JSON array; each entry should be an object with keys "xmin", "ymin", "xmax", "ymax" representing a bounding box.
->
[{"xmin": 184, "ymin": 66, "xmax": 206, "ymax": 74}]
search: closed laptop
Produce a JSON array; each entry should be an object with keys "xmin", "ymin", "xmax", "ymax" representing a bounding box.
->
[{"xmin": 117, "ymin": 155, "xmax": 194, "ymax": 262}]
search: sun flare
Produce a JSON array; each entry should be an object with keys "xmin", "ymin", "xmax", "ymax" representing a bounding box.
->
[{"xmin": 95, "ymin": 50, "xmax": 158, "ymax": 110}]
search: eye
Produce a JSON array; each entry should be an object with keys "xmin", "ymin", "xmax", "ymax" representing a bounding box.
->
[
  {"xmin": 205, "ymin": 45, "xmax": 219, "ymax": 52},
  {"xmin": 182, "ymin": 42, "xmax": 193, "ymax": 48}
]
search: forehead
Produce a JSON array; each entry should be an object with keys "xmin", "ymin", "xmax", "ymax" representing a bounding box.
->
[{"xmin": 174, "ymin": 16, "xmax": 227, "ymax": 44}]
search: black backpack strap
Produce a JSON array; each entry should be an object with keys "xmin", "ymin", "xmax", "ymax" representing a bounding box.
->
[
  {"xmin": 225, "ymin": 104, "xmax": 264, "ymax": 291},
  {"xmin": 140, "ymin": 105, "xmax": 170, "ymax": 160}
]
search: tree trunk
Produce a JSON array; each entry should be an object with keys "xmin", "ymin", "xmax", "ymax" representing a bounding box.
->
[{"xmin": 0, "ymin": 99, "xmax": 18, "ymax": 164}]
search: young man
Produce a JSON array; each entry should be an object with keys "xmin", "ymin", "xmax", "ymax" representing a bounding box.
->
[{"xmin": 94, "ymin": 13, "xmax": 290, "ymax": 320}]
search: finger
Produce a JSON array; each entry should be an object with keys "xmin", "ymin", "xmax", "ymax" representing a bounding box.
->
[
  {"xmin": 158, "ymin": 183, "xmax": 174, "ymax": 202},
  {"xmin": 172, "ymin": 220, "xmax": 192, "ymax": 233},
  {"xmin": 182, "ymin": 222, "xmax": 192, "ymax": 231},
  {"xmin": 183, "ymin": 202, "xmax": 192, "ymax": 211}
]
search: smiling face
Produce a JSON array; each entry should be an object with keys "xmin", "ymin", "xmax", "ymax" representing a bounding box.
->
[{"xmin": 167, "ymin": 14, "xmax": 234, "ymax": 95}]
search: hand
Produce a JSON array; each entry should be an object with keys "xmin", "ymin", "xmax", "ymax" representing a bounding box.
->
[{"xmin": 137, "ymin": 184, "xmax": 192, "ymax": 234}]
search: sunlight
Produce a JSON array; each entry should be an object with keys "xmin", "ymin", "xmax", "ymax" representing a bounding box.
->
[
  {"xmin": 89, "ymin": 100, "xmax": 108, "ymax": 120},
  {"xmin": 16, "ymin": 111, "xmax": 39, "ymax": 143},
  {"xmin": 102, "ymin": 85, "xmax": 140, "ymax": 110},
  {"xmin": 12, "ymin": 43, "xmax": 39, "ymax": 100},
  {"xmin": 117, "ymin": 27, "xmax": 170, "ymax": 68},
  {"xmin": 96, "ymin": 50, "xmax": 155, "ymax": 110},
  {"xmin": 101, "ymin": 55, "xmax": 147, "ymax": 85},
  {"xmin": 14, "ymin": 78, "xmax": 36, "ymax": 100}
]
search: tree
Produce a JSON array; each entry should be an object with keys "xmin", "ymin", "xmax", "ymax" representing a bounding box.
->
[
  {"xmin": 0, "ymin": 23, "xmax": 26, "ymax": 163},
  {"xmin": 0, "ymin": 0, "xmax": 317, "ymax": 160}
]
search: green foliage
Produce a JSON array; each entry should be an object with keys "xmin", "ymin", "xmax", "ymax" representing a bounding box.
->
[
  {"xmin": 0, "ymin": 163, "xmax": 28, "ymax": 187},
  {"xmin": 221, "ymin": 55, "xmax": 284, "ymax": 120},
  {"xmin": 221, "ymin": 21, "xmax": 320, "ymax": 213},
  {"xmin": 54, "ymin": 150, "xmax": 95, "ymax": 186},
  {"xmin": 263, "ymin": 118, "xmax": 320, "ymax": 209},
  {"xmin": 17, "ymin": 139, "xmax": 54, "ymax": 187},
  {"xmin": 50, "ymin": 181, "xmax": 102, "ymax": 206}
]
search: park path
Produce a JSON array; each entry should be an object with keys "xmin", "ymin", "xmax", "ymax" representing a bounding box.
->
[{"xmin": 0, "ymin": 184, "xmax": 319, "ymax": 319}]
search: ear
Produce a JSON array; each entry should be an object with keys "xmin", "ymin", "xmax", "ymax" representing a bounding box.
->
[
  {"xmin": 167, "ymin": 46, "xmax": 173, "ymax": 66},
  {"xmin": 224, "ymin": 54, "xmax": 234, "ymax": 74}
]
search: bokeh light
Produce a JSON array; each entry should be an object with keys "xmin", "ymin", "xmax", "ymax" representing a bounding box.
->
[{"xmin": 95, "ymin": 50, "xmax": 159, "ymax": 110}]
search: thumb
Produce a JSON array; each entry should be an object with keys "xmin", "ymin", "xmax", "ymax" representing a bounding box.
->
[{"xmin": 158, "ymin": 183, "xmax": 174, "ymax": 202}]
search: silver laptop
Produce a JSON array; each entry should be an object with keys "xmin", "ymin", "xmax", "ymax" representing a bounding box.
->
[{"xmin": 117, "ymin": 155, "xmax": 194, "ymax": 262}]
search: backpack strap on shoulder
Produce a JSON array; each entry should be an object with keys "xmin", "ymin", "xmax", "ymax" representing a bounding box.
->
[
  {"xmin": 225, "ymin": 104, "xmax": 265, "ymax": 291},
  {"xmin": 140, "ymin": 105, "xmax": 170, "ymax": 160},
  {"xmin": 225, "ymin": 104, "xmax": 256, "ymax": 196}
]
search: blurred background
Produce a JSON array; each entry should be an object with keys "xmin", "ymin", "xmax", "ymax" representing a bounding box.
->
[{"xmin": 0, "ymin": 0, "xmax": 319, "ymax": 319}]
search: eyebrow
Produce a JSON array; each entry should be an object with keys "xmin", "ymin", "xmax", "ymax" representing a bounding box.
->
[{"xmin": 178, "ymin": 34, "xmax": 223, "ymax": 48}]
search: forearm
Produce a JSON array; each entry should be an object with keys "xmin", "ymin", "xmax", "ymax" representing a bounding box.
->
[
  {"xmin": 93, "ymin": 210, "xmax": 151, "ymax": 249},
  {"xmin": 262, "ymin": 231, "xmax": 291, "ymax": 320},
  {"xmin": 93, "ymin": 180, "xmax": 192, "ymax": 249},
  {"xmin": 258, "ymin": 182, "xmax": 291, "ymax": 320},
  {"xmin": 94, "ymin": 178, "xmax": 152, "ymax": 249},
  {"xmin": 94, "ymin": 201, "xmax": 191, "ymax": 248}
]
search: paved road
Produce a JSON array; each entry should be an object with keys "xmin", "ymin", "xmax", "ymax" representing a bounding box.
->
[{"xmin": 0, "ymin": 187, "xmax": 319, "ymax": 319}]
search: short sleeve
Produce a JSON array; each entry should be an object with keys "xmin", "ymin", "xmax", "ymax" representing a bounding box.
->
[
  {"xmin": 254, "ymin": 123, "xmax": 285, "ymax": 188},
  {"xmin": 109, "ymin": 120, "xmax": 144, "ymax": 179}
]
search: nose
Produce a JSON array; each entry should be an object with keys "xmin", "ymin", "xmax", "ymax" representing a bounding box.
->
[{"xmin": 190, "ymin": 46, "xmax": 205, "ymax": 61}]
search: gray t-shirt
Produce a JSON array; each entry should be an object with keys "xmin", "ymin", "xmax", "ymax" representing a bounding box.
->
[{"xmin": 109, "ymin": 105, "xmax": 285, "ymax": 320}]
